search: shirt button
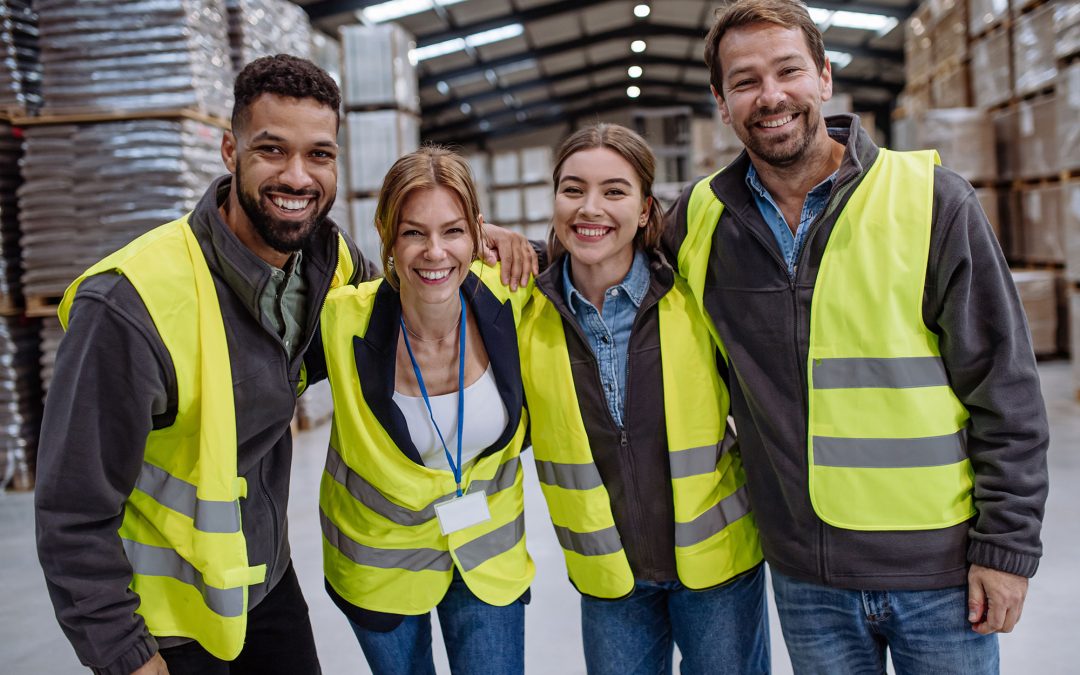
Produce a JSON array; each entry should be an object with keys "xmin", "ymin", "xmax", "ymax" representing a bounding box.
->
[
  {"xmin": 609, "ymin": 289, "xmax": 619, "ymax": 297},
  {"xmin": 601, "ymin": 335, "xmax": 610, "ymax": 344}
]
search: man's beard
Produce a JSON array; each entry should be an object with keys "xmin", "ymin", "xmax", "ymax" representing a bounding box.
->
[
  {"xmin": 739, "ymin": 102, "xmax": 819, "ymax": 168},
  {"xmin": 234, "ymin": 162, "xmax": 334, "ymax": 254}
]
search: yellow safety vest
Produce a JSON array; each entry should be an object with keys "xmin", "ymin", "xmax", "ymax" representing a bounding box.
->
[
  {"xmin": 518, "ymin": 273, "xmax": 761, "ymax": 599},
  {"xmin": 319, "ymin": 263, "xmax": 535, "ymax": 614},
  {"xmin": 58, "ymin": 215, "xmax": 355, "ymax": 659},
  {"xmin": 682, "ymin": 149, "xmax": 975, "ymax": 532}
]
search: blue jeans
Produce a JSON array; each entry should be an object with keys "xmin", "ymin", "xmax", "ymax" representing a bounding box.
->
[
  {"xmin": 770, "ymin": 569, "xmax": 999, "ymax": 675},
  {"xmin": 349, "ymin": 575, "xmax": 525, "ymax": 675},
  {"xmin": 581, "ymin": 563, "xmax": 770, "ymax": 674}
]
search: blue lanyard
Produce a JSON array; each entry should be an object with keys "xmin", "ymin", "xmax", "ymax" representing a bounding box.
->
[{"xmin": 399, "ymin": 290, "xmax": 467, "ymax": 496}]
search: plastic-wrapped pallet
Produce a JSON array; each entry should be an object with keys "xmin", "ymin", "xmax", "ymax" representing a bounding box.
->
[
  {"xmin": 1056, "ymin": 0, "xmax": 1080, "ymax": 60},
  {"xmin": 1059, "ymin": 62, "xmax": 1080, "ymax": 173},
  {"xmin": 1018, "ymin": 185, "xmax": 1064, "ymax": 264},
  {"xmin": 491, "ymin": 150, "xmax": 520, "ymax": 187},
  {"xmin": 0, "ymin": 313, "xmax": 41, "ymax": 491},
  {"xmin": 1065, "ymin": 180, "xmax": 1080, "ymax": 282},
  {"xmin": 0, "ymin": 122, "xmax": 23, "ymax": 309},
  {"xmin": 1012, "ymin": 4, "xmax": 1057, "ymax": 96},
  {"xmin": 974, "ymin": 187, "xmax": 1002, "ymax": 243},
  {"xmin": 892, "ymin": 108, "xmax": 996, "ymax": 184},
  {"xmin": 0, "ymin": 0, "xmax": 42, "ymax": 115},
  {"xmin": 349, "ymin": 197, "xmax": 379, "ymax": 263},
  {"xmin": 520, "ymin": 147, "xmax": 553, "ymax": 185},
  {"xmin": 931, "ymin": 0, "xmax": 968, "ymax": 64},
  {"xmin": 1016, "ymin": 94, "xmax": 1058, "ymax": 179},
  {"xmin": 226, "ymin": 0, "xmax": 312, "ymax": 73},
  {"xmin": 17, "ymin": 119, "xmax": 224, "ymax": 299},
  {"xmin": 345, "ymin": 110, "xmax": 419, "ymax": 194},
  {"xmin": 904, "ymin": 5, "xmax": 933, "ymax": 87},
  {"xmin": 38, "ymin": 315, "xmax": 60, "ymax": 394},
  {"xmin": 1070, "ymin": 289, "xmax": 1080, "ymax": 396},
  {"xmin": 36, "ymin": 0, "xmax": 232, "ymax": 118},
  {"xmin": 968, "ymin": 0, "xmax": 1009, "ymax": 37},
  {"xmin": 341, "ymin": 23, "xmax": 418, "ymax": 113},
  {"xmin": 970, "ymin": 26, "xmax": 1012, "ymax": 108},
  {"xmin": 1011, "ymin": 269, "xmax": 1060, "ymax": 356},
  {"xmin": 492, "ymin": 187, "xmax": 523, "ymax": 224}
]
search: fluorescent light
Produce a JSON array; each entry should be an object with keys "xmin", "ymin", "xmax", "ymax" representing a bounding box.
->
[
  {"xmin": 628, "ymin": 65, "xmax": 643, "ymax": 78},
  {"xmin": 630, "ymin": 40, "xmax": 647, "ymax": 53},
  {"xmin": 360, "ymin": 0, "xmax": 466, "ymax": 24},
  {"xmin": 627, "ymin": 85, "xmax": 641, "ymax": 98},
  {"xmin": 826, "ymin": 50, "xmax": 852, "ymax": 69},
  {"xmin": 634, "ymin": 4, "xmax": 651, "ymax": 18},
  {"xmin": 459, "ymin": 102, "xmax": 472, "ymax": 114},
  {"xmin": 807, "ymin": 6, "xmax": 899, "ymax": 36},
  {"xmin": 436, "ymin": 81, "xmax": 449, "ymax": 94},
  {"xmin": 410, "ymin": 23, "xmax": 524, "ymax": 62}
]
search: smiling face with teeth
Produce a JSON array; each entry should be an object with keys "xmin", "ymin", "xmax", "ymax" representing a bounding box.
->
[
  {"xmin": 712, "ymin": 22, "xmax": 834, "ymax": 169},
  {"xmin": 221, "ymin": 93, "xmax": 339, "ymax": 267},
  {"xmin": 553, "ymin": 146, "xmax": 650, "ymax": 285},
  {"xmin": 393, "ymin": 185, "xmax": 477, "ymax": 310}
]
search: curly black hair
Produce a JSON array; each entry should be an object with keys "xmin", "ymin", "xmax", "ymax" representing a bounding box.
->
[{"xmin": 232, "ymin": 54, "xmax": 341, "ymax": 130}]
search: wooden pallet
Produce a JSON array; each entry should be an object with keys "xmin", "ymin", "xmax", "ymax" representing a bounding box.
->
[
  {"xmin": 11, "ymin": 107, "xmax": 229, "ymax": 130},
  {"xmin": 25, "ymin": 294, "xmax": 63, "ymax": 319},
  {"xmin": 0, "ymin": 292, "xmax": 22, "ymax": 317}
]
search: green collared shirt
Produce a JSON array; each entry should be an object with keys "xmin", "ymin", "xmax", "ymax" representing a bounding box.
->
[{"xmin": 259, "ymin": 252, "xmax": 308, "ymax": 360}]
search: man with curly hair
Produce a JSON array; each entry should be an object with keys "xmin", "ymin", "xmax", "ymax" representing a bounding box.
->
[{"xmin": 34, "ymin": 54, "xmax": 535, "ymax": 675}]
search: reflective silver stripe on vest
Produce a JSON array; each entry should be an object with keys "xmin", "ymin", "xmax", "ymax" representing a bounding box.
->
[
  {"xmin": 121, "ymin": 538, "xmax": 244, "ymax": 617},
  {"xmin": 325, "ymin": 446, "xmax": 520, "ymax": 527},
  {"xmin": 553, "ymin": 523, "xmax": 623, "ymax": 557},
  {"xmin": 320, "ymin": 509, "xmax": 453, "ymax": 572},
  {"xmin": 674, "ymin": 485, "xmax": 752, "ymax": 547},
  {"xmin": 669, "ymin": 438, "xmax": 732, "ymax": 480},
  {"xmin": 534, "ymin": 459, "xmax": 604, "ymax": 491},
  {"xmin": 454, "ymin": 512, "xmax": 526, "ymax": 572},
  {"xmin": 813, "ymin": 430, "xmax": 967, "ymax": 468},
  {"xmin": 812, "ymin": 356, "xmax": 949, "ymax": 390},
  {"xmin": 135, "ymin": 462, "xmax": 240, "ymax": 534}
]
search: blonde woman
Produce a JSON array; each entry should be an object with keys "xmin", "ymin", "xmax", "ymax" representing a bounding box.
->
[{"xmin": 317, "ymin": 146, "xmax": 534, "ymax": 675}]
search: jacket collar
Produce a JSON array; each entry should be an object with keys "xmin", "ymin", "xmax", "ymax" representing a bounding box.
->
[
  {"xmin": 351, "ymin": 272, "xmax": 524, "ymax": 466},
  {"xmin": 187, "ymin": 175, "xmax": 344, "ymax": 337}
]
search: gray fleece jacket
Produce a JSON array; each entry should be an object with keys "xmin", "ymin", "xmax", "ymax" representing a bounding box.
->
[
  {"xmin": 663, "ymin": 114, "xmax": 1049, "ymax": 590},
  {"xmin": 34, "ymin": 176, "xmax": 371, "ymax": 674}
]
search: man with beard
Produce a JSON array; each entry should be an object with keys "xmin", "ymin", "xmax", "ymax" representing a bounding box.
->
[
  {"xmin": 665, "ymin": 1, "xmax": 1048, "ymax": 671},
  {"xmin": 34, "ymin": 55, "xmax": 534, "ymax": 675}
]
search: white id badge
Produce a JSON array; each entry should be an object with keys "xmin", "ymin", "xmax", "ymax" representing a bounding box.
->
[{"xmin": 434, "ymin": 490, "xmax": 491, "ymax": 535}]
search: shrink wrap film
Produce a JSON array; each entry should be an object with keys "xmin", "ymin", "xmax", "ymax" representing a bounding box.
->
[
  {"xmin": 1012, "ymin": 269, "xmax": 1060, "ymax": 356},
  {"xmin": 1012, "ymin": 4, "xmax": 1058, "ymax": 96},
  {"xmin": 0, "ymin": 0, "xmax": 41, "ymax": 115},
  {"xmin": 905, "ymin": 6, "xmax": 934, "ymax": 86},
  {"xmin": 1065, "ymin": 180, "xmax": 1080, "ymax": 281},
  {"xmin": 226, "ymin": 0, "xmax": 312, "ymax": 73},
  {"xmin": 1018, "ymin": 184, "xmax": 1065, "ymax": 263},
  {"xmin": 345, "ymin": 109, "xmax": 419, "ymax": 194},
  {"xmin": 342, "ymin": 23, "xmax": 418, "ymax": 113},
  {"xmin": 891, "ymin": 108, "xmax": 997, "ymax": 184},
  {"xmin": 1055, "ymin": 0, "xmax": 1080, "ymax": 59},
  {"xmin": 968, "ymin": 0, "xmax": 1009, "ymax": 36},
  {"xmin": 971, "ymin": 27, "xmax": 1013, "ymax": 108},
  {"xmin": 1016, "ymin": 94, "xmax": 1058, "ymax": 179},
  {"xmin": 1058, "ymin": 62, "xmax": 1080, "ymax": 172}
]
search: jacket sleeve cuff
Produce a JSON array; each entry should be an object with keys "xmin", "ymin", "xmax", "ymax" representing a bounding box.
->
[
  {"xmin": 967, "ymin": 540, "xmax": 1040, "ymax": 578},
  {"xmin": 91, "ymin": 634, "xmax": 158, "ymax": 675}
]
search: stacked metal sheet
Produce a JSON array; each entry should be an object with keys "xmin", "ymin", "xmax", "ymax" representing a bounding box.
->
[
  {"xmin": 36, "ymin": 0, "xmax": 232, "ymax": 118},
  {"xmin": 0, "ymin": 314, "xmax": 41, "ymax": 491},
  {"xmin": 17, "ymin": 119, "xmax": 224, "ymax": 298},
  {"xmin": 226, "ymin": 0, "xmax": 313, "ymax": 73},
  {"xmin": 0, "ymin": 0, "xmax": 42, "ymax": 115},
  {"xmin": 0, "ymin": 121, "xmax": 22, "ymax": 307}
]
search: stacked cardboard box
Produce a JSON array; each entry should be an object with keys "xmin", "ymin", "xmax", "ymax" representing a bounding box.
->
[
  {"xmin": 1059, "ymin": 62, "xmax": 1080, "ymax": 173},
  {"xmin": 968, "ymin": 0, "xmax": 1009, "ymax": 36},
  {"xmin": 1056, "ymin": 0, "xmax": 1080, "ymax": 59},
  {"xmin": 487, "ymin": 146, "xmax": 554, "ymax": 238},
  {"xmin": 970, "ymin": 24, "xmax": 1013, "ymax": 108},
  {"xmin": 1012, "ymin": 269, "xmax": 1062, "ymax": 356},
  {"xmin": 36, "ymin": 0, "xmax": 232, "ymax": 118},
  {"xmin": 1012, "ymin": 4, "xmax": 1058, "ymax": 96},
  {"xmin": 893, "ymin": 108, "xmax": 997, "ymax": 184}
]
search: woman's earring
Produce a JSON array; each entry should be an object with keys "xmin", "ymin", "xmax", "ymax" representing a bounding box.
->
[{"xmin": 387, "ymin": 256, "xmax": 395, "ymax": 269}]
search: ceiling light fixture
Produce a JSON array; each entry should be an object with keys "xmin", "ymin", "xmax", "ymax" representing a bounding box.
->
[
  {"xmin": 360, "ymin": 0, "xmax": 466, "ymax": 24},
  {"xmin": 633, "ymin": 4, "xmax": 651, "ymax": 18},
  {"xmin": 627, "ymin": 65, "xmax": 643, "ymax": 78},
  {"xmin": 411, "ymin": 23, "xmax": 525, "ymax": 62},
  {"xmin": 825, "ymin": 49, "xmax": 853, "ymax": 69},
  {"xmin": 627, "ymin": 85, "xmax": 641, "ymax": 98},
  {"xmin": 630, "ymin": 40, "xmax": 647, "ymax": 53}
]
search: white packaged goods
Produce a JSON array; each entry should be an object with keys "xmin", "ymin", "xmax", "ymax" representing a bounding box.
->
[
  {"xmin": 970, "ymin": 27, "xmax": 1012, "ymax": 108},
  {"xmin": 346, "ymin": 110, "xmax": 419, "ymax": 194},
  {"xmin": 1011, "ymin": 269, "xmax": 1060, "ymax": 357},
  {"xmin": 893, "ymin": 108, "xmax": 996, "ymax": 184},
  {"xmin": 493, "ymin": 188, "xmax": 522, "ymax": 223},
  {"xmin": 0, "ymin": 0, "xmax": 41, "ymax": 115},
  {"xmin": 1016, "ymin": 95, "xmax": 1058, "ymax": 179},
  {"xmin": 1071, "ymin": 290, "xmax": 1080, "ymax": 394},
  {"xmin": 523, "ymin": 185, "xmax": 553, "ymax": 223},
  {"xmin": 931, "ymin": 1, "xmax": 967, "ymax": 64},
  {"xmin": 523, "ymin": 222, "xmax": 549, "ymax": 242},
  {"xmin": 491, "ymin": 150, "xmax": 520, "ymax": 187},
  {"xmin": 968, "ymin": 0, "xmax": 1009, "ymax": 37},
  {"xmin": 342, "ymin": 23, "xmax": 418, "ymax": 113},
  {"xmin": 1056, "ymin": 0, "xmax": 1080, "ymax": 60},
  {"xmin": 1012, "ymin": 4, "xmax": 1057, "ymax": 96},
  {"xmin": 466, "ymin": 154, "xmax": 491, "ymax": 218},
  {"xmin": 17, "ymin": 119, "xmax": 223, "ymax": 298},
  {"xmin": 349, "ymin": 197, "xmax": 380, "ymax": 262},
  {"xmin": 36, "ymin": 0, "xmax": 232, "ymax": 118},
  {"xmin": 1019, "ymin": 185, "xmax": 1065, "ymax": 264},
  {"xmin": 226, "ymin": 0, "xmax": 313, "ymax": 72},
  {"xmin": 1058, "ymin": 62, "xmax": 1080, "ymax": 172},
  {"xmin": 904, "ymin": 5, "xmax": 932, "ymax": 86},
  {"xmin": 520, "ymin": 147, "xmax": 553, "ymax": 184},
  {"xmin": 1065, "ymin": 180, "xmax": 1080, "ymax": 282}
]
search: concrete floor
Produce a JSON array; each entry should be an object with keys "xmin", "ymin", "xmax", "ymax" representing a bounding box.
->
[{"xmin": 2, "ymin": 362, "xmax": 1076, "ymax": 674}]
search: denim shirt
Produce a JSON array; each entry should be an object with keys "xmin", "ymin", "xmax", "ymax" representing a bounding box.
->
[
  {"xmin": 746, "ymin": 163, "xmax": 837, "ymax": 278},
  {"xmin": 562, "ymin": 250, "xmax": 650, "ymax": 428}
]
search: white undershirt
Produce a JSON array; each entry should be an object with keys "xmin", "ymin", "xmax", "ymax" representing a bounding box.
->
[{"xmin": 392, "ymin": 365, "xmax": 509, "ymax": 472}]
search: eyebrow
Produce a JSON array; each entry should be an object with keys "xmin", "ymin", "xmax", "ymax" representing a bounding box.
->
[
  {"xmin": 727, "ymin": 53, "xmax": 805, "ymax": 80},
  {"xmin": 250, "ymin": 131, "xmax": 338, "ymax": 148},
  {"xmin": 400, "ymin": 216, "xmax": 467, "ymax": 229},
  {"xmin": 559, "ymin": 175, "xmax": 634, "ymax": 187}
]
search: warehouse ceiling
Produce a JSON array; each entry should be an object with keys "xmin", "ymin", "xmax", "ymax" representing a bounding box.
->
[{"xmin": 297, "ymin": 0, "xmax": 914, "ymax": 146}]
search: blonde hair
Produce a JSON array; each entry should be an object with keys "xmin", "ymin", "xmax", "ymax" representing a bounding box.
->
[
  {"xmin": 548, "ymin": 123, "xmax": 664, "ymax": 261},
  {"xmin": 374, "ymin": 145, "xmax": 483, "ymax": 289}
]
